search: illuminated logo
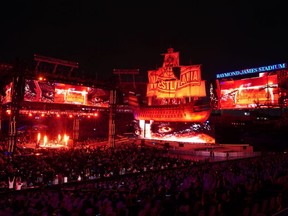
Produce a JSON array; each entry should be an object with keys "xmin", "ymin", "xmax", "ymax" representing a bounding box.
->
[{"xmin": 216, "ymin": 63, "xmax": 287, "ymax": 79}]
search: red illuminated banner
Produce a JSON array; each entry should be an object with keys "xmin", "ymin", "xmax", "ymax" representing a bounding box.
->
[
  {"xmin": 178, "ymin": 65, "xmax": 201, "ymax": 87},
  {"xmin": 146, "ymin": 66, "xmax": 203, "ymax": 98}
]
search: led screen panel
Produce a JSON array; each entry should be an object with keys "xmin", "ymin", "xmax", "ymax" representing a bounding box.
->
[
  {"xmin": 138, "ymin": 121, "xmax": 215, "ymax": 144},
  {"xmin": 24, "ymin": 79, "xmax": 109, "ymax": 107},
  {"xmin": 219, "ymin": 74, "xmax": 279, "ymax": 109},
  {"xmin": 24, "ymin": 79, "xmax": 54, "ymax": 102},
  {"xmin": 0, "ymin": 82, "xmax": 13, "ymax": 104}
]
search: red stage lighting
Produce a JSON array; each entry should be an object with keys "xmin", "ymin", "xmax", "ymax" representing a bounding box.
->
[
  {"xmin": 6, "ymin": 109, "xmax": 11, "ymax": 115},
  {"xmin": 38, "ymin": 76, "xmax": 46, "ymax": 81}
]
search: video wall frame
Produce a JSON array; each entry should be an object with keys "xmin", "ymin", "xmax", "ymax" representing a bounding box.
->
[
  {"xmin": 23, "ymin": 79, "xmax": 110, "ymax": 107},
  {"xmin": 219, "ymin": 73, "xmax": 279, "ymax": 109}
]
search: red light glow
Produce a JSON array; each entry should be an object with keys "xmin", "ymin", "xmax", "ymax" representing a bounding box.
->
[{"xmin": 6, "ymin": 109, "xmax": 11, "ymax": 115}]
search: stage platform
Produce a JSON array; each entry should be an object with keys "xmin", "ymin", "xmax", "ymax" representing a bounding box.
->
[
  {"xmin": 20, "ymin": 137, "xmax": 260, "ymax": 162},
  {"xmin": 38, "ymin": 143, "xmax": 68, "ymax": 149},
  {"xmin": 140, "ymin": 139, "xmax": 260, "ymax": 161}
]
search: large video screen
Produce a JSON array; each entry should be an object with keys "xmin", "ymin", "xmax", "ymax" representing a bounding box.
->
[
  {"xmin": 219, "ymin": 74, "xmax": 279, "ymax": 109},
  {"xmin": 0, "ymin": 81, "xmax": 13, "ymax": 104},
  {"xmin": 137, "ymin": 120, "xmax": 215, "ymax": 144},
  {"xmin": 24, "ymin": 79, "xmax": 109, "ymax": 107}
]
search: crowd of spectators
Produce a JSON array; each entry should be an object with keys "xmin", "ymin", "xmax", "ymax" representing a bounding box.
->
[
  {"xmin": 0, "ymin": 141, "xmax": 288, "ymax": 215},
  {"xmin": 0, "ymin": 142, "xmax": 195, "ymax": 188}
]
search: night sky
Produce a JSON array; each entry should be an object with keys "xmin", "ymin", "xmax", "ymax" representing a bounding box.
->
[{"xmin": 1, "ymin": 1, "xmax": 288, "ymax": 83}]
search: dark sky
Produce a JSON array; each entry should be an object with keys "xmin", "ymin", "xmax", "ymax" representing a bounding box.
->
[{"xmin": 1, "ymin": 1, "xmax": 288, "ymax": 82}]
